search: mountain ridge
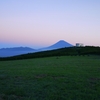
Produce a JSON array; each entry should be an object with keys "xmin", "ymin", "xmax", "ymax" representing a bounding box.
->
[
  {"xmin": 0, "ymin": 47, "xmax": 35, "ymax": 51},
  {"xmin": 0, "ymin": 47, "xmax": 36, "ymax": 57},
  {"xmin": 0, "ymin": 40, "xmax": 73, "ymax": 57}
]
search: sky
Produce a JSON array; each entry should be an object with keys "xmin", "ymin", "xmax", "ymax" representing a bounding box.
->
[{"xmin": 0, "ymin": 0, "xmax": 100, "ymax": 48}]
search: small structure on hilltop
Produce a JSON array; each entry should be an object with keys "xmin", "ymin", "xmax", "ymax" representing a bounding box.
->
[{"xmin": 76, "ymin": 43, "xmax": 84, "ymax": 47}]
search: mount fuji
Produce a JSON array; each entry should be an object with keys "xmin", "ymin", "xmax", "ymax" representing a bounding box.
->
[{"xmin": 39, "ymin": 40, "xmax": 73, "ymax": 51}]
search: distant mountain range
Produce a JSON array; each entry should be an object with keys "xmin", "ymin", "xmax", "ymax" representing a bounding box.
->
[
  {"xmin": 0, "ymin": 40, "xmax": 73, "ymax": 57},
  {"xmin": 0, "ymin": 47, "xmax": 35, "ymax": 51},
  {"xmin": 0, "ymin": 47, "xmax": 36, "ymax": 57}
]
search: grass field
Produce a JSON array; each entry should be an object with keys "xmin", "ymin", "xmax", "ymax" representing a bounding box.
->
[{"xmin": 0, "ymin": 56, "xmax": 100, "ymax": 100}]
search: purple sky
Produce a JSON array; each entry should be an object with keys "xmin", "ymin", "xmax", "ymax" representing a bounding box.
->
[{"xmin": 0, "ymin": 0, "xmax": 100, "ymax": 48}]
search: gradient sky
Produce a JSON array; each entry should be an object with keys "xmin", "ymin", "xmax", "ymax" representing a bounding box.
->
[{"xmin": 0, "ymin": 0, "xmax": 100, "ymax": 48}]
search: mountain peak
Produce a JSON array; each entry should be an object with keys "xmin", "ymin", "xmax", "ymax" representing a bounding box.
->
[
  {"xmin": 50, "ymin": 40, "xmax": 73, "ymax": 48},
  {"xmin": 59, "ymin": 40, "xmax": 66, "ymax": 42},
  {"xmin": 39, "ymin": 40, "xmax": 73, "ymax": 51},
  {"xmin": 57, "ymin": 40, "xmax": 68, "ymax": 43}
]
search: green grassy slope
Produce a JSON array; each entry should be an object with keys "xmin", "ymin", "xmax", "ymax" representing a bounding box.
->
[{"xmin": 0, "ymin": 56, "xmax": 100, "ymax": 100}]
